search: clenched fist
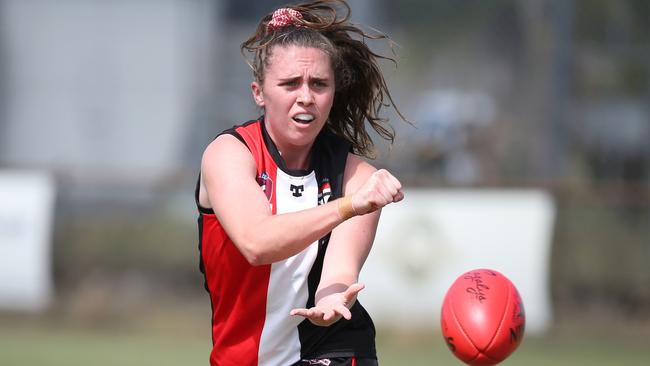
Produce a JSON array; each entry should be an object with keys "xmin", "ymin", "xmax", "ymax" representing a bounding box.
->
[{"xmin": 350, "ymin": 169, "xmax": 404, "ymax": 215}]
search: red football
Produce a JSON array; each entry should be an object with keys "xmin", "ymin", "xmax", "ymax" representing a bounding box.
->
[{"xmin": 440, "ymin": 269, "xmax": 525, "ymax": 366}]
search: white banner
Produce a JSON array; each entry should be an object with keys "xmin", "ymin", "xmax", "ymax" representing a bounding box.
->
[
  {"xmin": 360, "ymin": 189, "xmax": 555, "ymax": 334},
  {"xmin": 0, "ymin": 171, "xmax": 55, "ymax": 311}
]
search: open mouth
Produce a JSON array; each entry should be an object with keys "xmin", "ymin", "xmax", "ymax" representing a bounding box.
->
[{"xmin": 292, "ymin": 113, "xmax": 315, "ymax": 124}]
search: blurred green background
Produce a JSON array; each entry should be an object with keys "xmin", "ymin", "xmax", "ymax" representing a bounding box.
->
[{"xmin": 0, "ymin": 0, "xmax": 648, "ymax": 364}]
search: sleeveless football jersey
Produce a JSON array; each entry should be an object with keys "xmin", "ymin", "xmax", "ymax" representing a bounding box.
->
[{"xmin": 196, "ymin": 118, "xmax": 377, "ymax": 366}]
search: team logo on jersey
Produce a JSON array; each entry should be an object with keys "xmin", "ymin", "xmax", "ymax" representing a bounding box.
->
[
  {"xmin": 256, "ymin": 172, "xmax": 273, "ymax": 201},
  {"xmin": 318, "ymin": 180, "xmax": 332, "ymax": 205},
  {"xmin": 290, "ymin": 184, "xmax": 305, "ymax": 197}
]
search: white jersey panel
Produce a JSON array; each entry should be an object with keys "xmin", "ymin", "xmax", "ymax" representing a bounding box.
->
[{"xmin": 258, "ymin": 169, "xmax": 319, "ymax": 366}]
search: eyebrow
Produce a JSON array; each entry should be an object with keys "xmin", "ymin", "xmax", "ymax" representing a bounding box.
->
[{"xmin": 278, "ymin": 76, "xmax": 330, "ymax": 83}]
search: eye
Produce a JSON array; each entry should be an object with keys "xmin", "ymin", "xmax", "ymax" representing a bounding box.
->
[
  {"xmin": 280, "ymin": 79, "xmax": 300, "ymax": 87},
  {"xmin": 312, "ymin": 80, "xmax": 329, "ymax": 88}
]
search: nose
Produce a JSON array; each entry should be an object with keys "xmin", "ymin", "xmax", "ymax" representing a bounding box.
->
[{"xmin": 297, "ymin": 84, "xmax": 314, "ymax": 106}]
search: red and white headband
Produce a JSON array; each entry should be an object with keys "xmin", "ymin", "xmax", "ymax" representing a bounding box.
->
[{"xmin": 267, "ymin": 8, "xmax": 304, "ymax": 31}]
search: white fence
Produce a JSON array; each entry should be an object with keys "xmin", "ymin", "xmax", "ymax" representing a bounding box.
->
[
  {"xmin": 361, "ymin": 188, "xmax": 555, "ymax": 334},
  {"xmin": 0, "ymin": 171, "xmax": 55, "ymax": 311}
]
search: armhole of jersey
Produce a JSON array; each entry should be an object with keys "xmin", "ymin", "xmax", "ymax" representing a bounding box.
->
[
  {"xmin": 335, "ymin": 148, "xmax": 351, "ymax": 199},
  {"xmin": 195, "ymin": 130, "xmax": 251, "ymax": 214},
  {"xmin": 326, "ymin": 131, "xmax": 351, "ymax": 200},
  {"xmin": 218, "ymin": 128, "xmax": 249, "ymax": 150}
]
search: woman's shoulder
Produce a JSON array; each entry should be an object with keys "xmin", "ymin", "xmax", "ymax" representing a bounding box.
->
[
  {"xmin": 340, "ymin": 153, "xmax": 376, "ymax": 195},
  {"xmin": 215, "ymin": 118, "xmax": 263, "ymax": 141},
  {"xmin": 201, "ymin": 118, "xmax": 264, "ymax": 166},
  {"xmin": 203, "ymin": 117, "xmax": 265, "ymax": 153},
  {"xmin": 202, "ymin": 134, "xmax": 247, "ymax": 165},
  {"xmin": 345, "ymin": 154, "xmax": 377, "ymax": 175}
]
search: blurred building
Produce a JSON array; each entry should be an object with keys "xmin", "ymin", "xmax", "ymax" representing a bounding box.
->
[
  {"xmin": 0, "ymin": 0, "xmax": 221, "ymax": 195},
  {"xmin": 0, "ymin": 0, "xmax": 376, "ymax": 194}
]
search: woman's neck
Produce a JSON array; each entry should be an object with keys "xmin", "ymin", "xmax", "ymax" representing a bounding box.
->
[
  {"xmin": 263, "ymin": 118, "xmax": 315, "ymax": 170},
  {"xmin": 276, "ymin": 143, "xmax": 312, "ymax": 170}
]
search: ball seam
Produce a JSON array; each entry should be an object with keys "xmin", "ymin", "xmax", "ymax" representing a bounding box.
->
[
  {"xmin": 484, "ymin": 279, "xmax": 512, "ymax": 352},
  {"xmin": 448, "ymin": 296, "xmax": 480, "ymax": 359}
]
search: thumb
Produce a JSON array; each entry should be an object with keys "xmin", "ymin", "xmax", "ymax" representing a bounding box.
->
[{"xmin": 344, "ymin": 283, "xmax": 365, "ymax": 302}]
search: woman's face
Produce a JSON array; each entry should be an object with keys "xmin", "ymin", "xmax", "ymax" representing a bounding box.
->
[{"xmin": 251, "ymin": 45, "xmax": 335, "ymax": 150}]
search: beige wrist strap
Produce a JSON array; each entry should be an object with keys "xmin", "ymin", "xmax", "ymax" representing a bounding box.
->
[{"xmin": 337, "ymin": 196, "xmax": 357, "ymax": 221}]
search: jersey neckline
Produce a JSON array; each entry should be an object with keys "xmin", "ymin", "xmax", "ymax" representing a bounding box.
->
[{"xmin": 260, "ymin": 116, "xmax": 317, "ymax": 178}]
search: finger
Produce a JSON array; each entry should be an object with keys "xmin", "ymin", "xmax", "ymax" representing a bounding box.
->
[
  {"xmin": 323, "ymin": 309, "xmax": 337, "ymax": 322},
  {"xmin": 387, "ymin": 172, "xmax": 402, "ymax": 191},
  {"xmin": 344, "ymin": 283, "xmax": 365, "ymax": 301},
  {"xmin": 290, "ymin": 308, "xmax": 310, "ymax": 317},
  {"xmin": 310, "ymin": 308, "xmax": 324, "ymax": 320},
  {"xmin": 334, "ymin": 305, "xmax": 352, "ymax": 320},
  {"xmin": 379, "ymin": 188, "xmax": 394, "ymax": 204},
  {"xmin": 378, "ymin": 169, "xmax": 400, "ymax": 190},
  {"xmin": 379, "ymin": 171, "xmax": 401, "ymax": 200},
  {"xmin": 374, "ymin": 169, "xmax": 388, "ymax": 179},
  {"xmin": 370, "ymin": 185, "xmax": 392, "ymax": 207},
  {"xmin": 394, "ymin": 189, "xmax": 405, "ymax": 202},
  {"xmin": 347, "ymin": 282, "xmax": 365, "ymax": 294}
]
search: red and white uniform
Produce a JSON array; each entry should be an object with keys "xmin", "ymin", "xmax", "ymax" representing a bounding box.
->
[{"xmin": 196, "ymin": 118, "xmax": 377, "ymax": 366}]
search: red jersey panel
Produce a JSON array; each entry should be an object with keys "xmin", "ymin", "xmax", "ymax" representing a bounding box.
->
[{"xmin": 196, "ymin": 118, "xmax": 376, "ymax": 366}]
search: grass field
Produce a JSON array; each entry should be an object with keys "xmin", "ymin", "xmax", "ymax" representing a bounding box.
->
[
  {"xmin": 1, "ymin": 318, "xmax": 649, "ymax": 366},
  {"xmin": 376, "ymin": 327, "xmax": 650, "ymax": 366}
]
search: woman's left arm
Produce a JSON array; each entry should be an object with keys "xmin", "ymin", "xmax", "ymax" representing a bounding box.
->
[{"xmin": 290, "ymin": 154, "xmax": 399, "ymax": 326}]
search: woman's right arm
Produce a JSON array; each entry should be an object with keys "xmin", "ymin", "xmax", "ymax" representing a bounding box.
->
[{"xmin": 199, "ymin": 134, "xmax": 347, "ymax": 266}]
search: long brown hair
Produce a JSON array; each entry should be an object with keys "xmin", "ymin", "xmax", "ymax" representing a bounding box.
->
[{"xmin": 241, "ymin": 0, "xmax": 407, "ymax": 158}]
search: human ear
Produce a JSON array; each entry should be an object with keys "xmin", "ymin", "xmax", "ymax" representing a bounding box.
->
[{"xmin": 251, "ymin": 81, "xmax": 265, "ymax": 107}]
